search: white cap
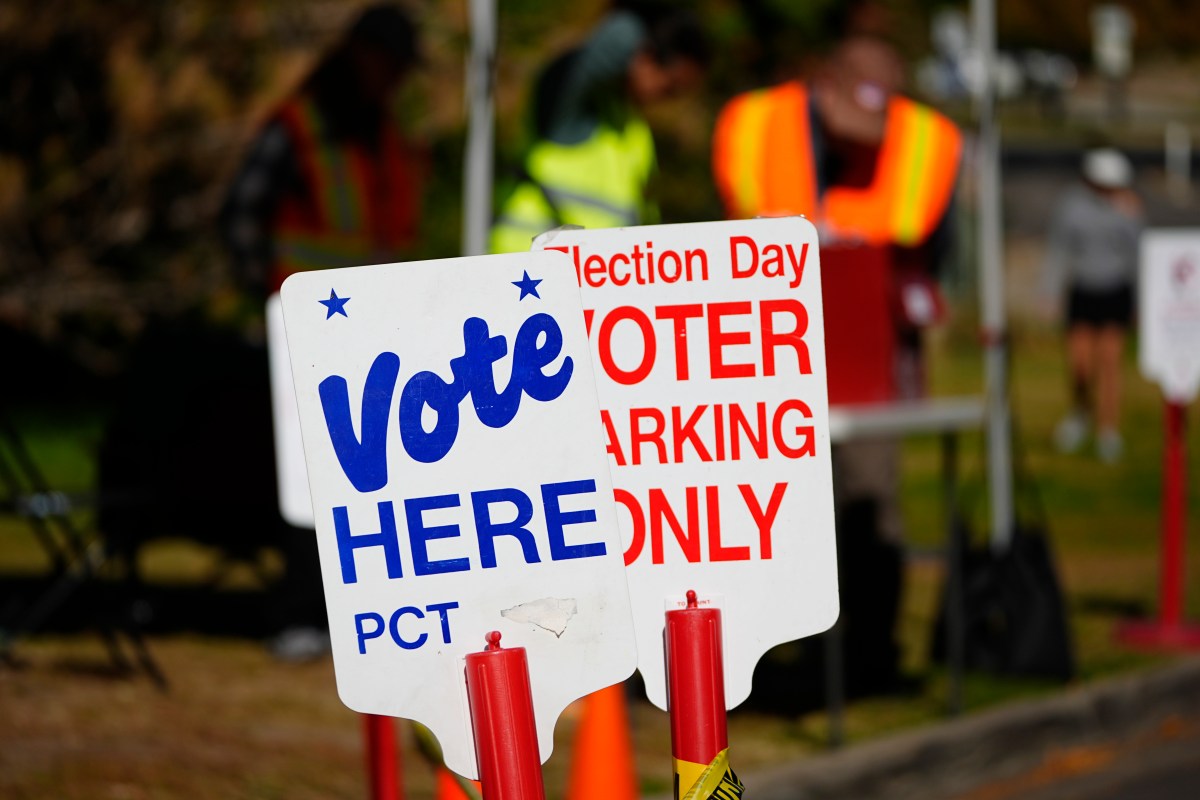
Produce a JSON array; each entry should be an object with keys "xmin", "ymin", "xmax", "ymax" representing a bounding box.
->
[{"xmin": 1083, "ymin": 147, "xmax": 1133, "ymax": 189}]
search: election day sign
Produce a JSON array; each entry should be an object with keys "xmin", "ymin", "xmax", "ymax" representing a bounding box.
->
[
  {"xmin": 279, "ymin": 251, "xmax": 637, "ymax": 779},
  {"xmin": 1140, "ymin": 229, "xmax": 1200, "ymax": 402},
  {"xmin": 532, "ymin": 217, "xmax": 837, "ymax": 711}
]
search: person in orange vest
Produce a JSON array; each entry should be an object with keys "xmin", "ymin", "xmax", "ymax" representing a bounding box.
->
[
  {"xmin": 218, "ymin": 3, "xmax": 424, "ymax": 661},
  {"xmin": 221, "ymin": 3, "xmax": 423, "ymax": 304},
  {"xmin": 713, "ymin": 28, "xmax": 962, "ymax": 695},
  {"xmin": 713, "ymin": 37, "xmax": 961, "ymax": 320}
]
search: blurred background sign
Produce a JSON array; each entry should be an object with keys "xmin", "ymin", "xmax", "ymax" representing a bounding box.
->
[
  {"xmin": 1139, "ymin": 230, "xmax": 1200, "ymax": 403},
  {"xmin": 267, "ymin": 293, "xmax": 314, "ymax": 529}
]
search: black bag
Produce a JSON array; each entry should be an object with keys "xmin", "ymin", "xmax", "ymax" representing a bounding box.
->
[
  {"xmin": 933, "ymin": 519, "xmax": 1075, "ymax": 681},
  {"xmin": 933, "ymin": 422, "xmax": 1075, "ymax": 682}
]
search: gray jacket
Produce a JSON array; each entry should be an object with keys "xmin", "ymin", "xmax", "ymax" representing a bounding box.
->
[{"xmin": 1042, "ymin": 183, "xmax": 1143, "ymax": 295}]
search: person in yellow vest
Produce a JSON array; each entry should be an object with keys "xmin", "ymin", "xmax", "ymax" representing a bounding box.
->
[
  {"xmin": 713, "ymin": 32, "xmax": 962, "ymax": 695},
  {"xmin": 218, "ymin": 4, "xmax": 423, "ymax": 661},
  {"xmin": 489, "ymin": 3, "xmax": 709, "ymax": 254},
  {"xmin": 221, "ymin": 3, "xmax": 423, "ymax": 302}
]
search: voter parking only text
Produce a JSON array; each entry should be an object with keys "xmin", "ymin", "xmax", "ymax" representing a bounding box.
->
[{"xmin": 545, "ymin": 230, "xmax": 824, "ymax": 570}]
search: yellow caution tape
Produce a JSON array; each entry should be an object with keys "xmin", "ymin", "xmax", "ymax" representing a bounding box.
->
[{"xmin": 674, "ymin": 748, "xmax": 744, "ymax": 800}]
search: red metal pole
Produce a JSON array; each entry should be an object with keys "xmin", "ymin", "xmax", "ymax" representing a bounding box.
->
[
  {"xmin": 1117, "ymin": 400, "xmax": 1200, "ymax": 650},
  {"xmin": 665, "ymin": 590, "xmax": 728, "ymax": 797},
  {"xmin": 1160, "ymin": 401, "xmax": 1186, "ymax": 627},
  {"xmin": 464, "ymin": 631, "xmax": 545, "ymax": 800},
  {"xmin": 363, "ymin": 714, "xmax": 401, "ymax": 800}
]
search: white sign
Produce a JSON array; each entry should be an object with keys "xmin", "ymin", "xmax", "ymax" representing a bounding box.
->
[
  {"xmin": 279, "ymin": 251, "xmax": 638, "ymax": 779},
  {"xmin": 267, "ymin": 294, "xmax": 316, "ymax": 528},
  {"xmin": 1141, "ymin": 229, "xmax": 1200, "ymax": 402},
  {"xmin": 533, "ymin": 217, "xmax": 838, "ymax": 711}
]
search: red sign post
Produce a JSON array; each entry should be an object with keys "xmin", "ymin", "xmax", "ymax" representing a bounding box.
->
[
  {"xmin": 1118, "ymin": 401, "xmax": 1200, "ymax": 650},
  {"xmin": 665, "ymin": 590, "xmax": 741, "ymax": 797},
  {"xmin": 363, "ymin": 714, "xmax": 401, "ymax": 799},
  {"xmin": 465, "ymin": 632, "xmax": 546, "ymax": 800}
]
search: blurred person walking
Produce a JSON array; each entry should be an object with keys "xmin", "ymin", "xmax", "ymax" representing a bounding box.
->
[
  {"xmin": 217, "ymin": 3, "xmax": 425, "ymax": 661},
  {"xmin": 712, "ymin": 21, "xmax": 961, "ymax": 694},
  {"xmin": 489, "ymin": 1, "xmax": 709, "ymax": 254},
  {"xmin": 1042, "ymin": 148, "xmax": 1142, "ymax": 463}
]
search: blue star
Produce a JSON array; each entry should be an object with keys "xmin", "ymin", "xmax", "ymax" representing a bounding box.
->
[
  {"xmin": 319, "ymin": 289, "xmax": 350, "ymax": 319},
  {"xmin": 512, "ymin": 270, "xmax": 543, "ymax": 301}
]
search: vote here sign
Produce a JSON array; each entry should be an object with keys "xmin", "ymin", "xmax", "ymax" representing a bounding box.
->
[
  {"xmin": 533, "ymin": 217, "xmax": 837, "ymax": 711},
  {"xmin": 279, "ymin": 251, "xmax": 637, "ymax": 779},
  {"xmin": 1140, "ymin": 230, "xmax": 1200, "ymax": 402}
]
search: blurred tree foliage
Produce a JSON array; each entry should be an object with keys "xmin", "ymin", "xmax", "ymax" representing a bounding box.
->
[{"xmin": 0, "ymin": 0, "xmax": 1195, "ymax": 375}]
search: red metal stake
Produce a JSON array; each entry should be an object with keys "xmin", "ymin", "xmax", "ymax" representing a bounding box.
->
[
  {"xmin": 1118, "ymin": 401, "xmax": 1200, "ymax": 649},
  {"xmin": 464, "ymin": 631, "xmax": 545, "ymax": 800},
  {"xmin": 363, "ymin": 714, "xmax": 402, "ymax": 799},
  {"xmin": 666, "ymin": 590, "xmax": 728, "ymax": 797},
  {"xmin": 1162, "ymin": 400, "xmax": 1187, "ymax": 627}
]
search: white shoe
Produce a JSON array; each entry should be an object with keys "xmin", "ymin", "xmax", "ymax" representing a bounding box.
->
[
  {"xmin": 1096, "ymin": 429, "xmax": 1123, "ymax": 464},
  {"xmin": 1054, "ymin": 412, "xmax": 1089, "ymax": 454}
]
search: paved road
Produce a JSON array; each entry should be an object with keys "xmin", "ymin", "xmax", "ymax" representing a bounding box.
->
[{"xmin": 962, "ymin": 718, "xmax": 1200, "ymax": 800}]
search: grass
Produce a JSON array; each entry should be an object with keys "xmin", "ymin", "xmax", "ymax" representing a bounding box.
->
[{"xmin": 2, "ymin": 300, "xmax": 1199, "ymax": 798}]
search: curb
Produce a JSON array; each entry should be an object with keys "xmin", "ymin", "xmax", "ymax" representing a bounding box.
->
[{"xmin": 739, "ymin": 657, "xmax": 1200, "ymax": 800}]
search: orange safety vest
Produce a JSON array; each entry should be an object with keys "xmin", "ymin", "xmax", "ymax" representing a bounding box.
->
[
  {"xmin": 270, "ymin": 98, "xmax": 420, "ymax": 290},
  {"xmin": 712, "ymin": 82, "xmax": 961, "ymax": 247}
]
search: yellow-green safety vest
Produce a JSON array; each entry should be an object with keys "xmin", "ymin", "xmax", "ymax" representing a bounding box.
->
[{"xmin": 490, "ymin": 116, "xmax": 658, "ymax": 254}]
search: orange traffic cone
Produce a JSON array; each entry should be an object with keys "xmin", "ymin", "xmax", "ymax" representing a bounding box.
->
[
  {"xmin": 435, "ymin": 767, "xmax": 480, "ymax": 800},
  {"xmin": 566, "ymin": 683, "xmax": 638, "ymax": 800}
]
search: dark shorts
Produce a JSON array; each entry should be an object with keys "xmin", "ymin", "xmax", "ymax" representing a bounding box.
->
[{"xmin": 1067, "ymin": 284, "xmax": 1133, "ymax": 328}]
